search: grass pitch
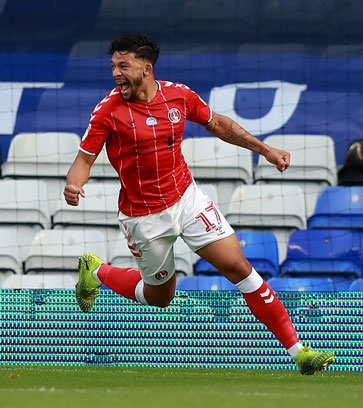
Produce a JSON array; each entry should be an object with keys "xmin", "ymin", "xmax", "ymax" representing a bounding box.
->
[{"xmin": 1, "ymin": 366, "xmax": 362, "ymax": 408}]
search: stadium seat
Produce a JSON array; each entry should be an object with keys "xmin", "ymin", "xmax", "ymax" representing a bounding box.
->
[
  {"xmin": 338, "ymin": 139, "xmax": 363, "ymax": 186},
  {"xmin": 225, "ymin": 184, "xmax": 306, "ymax": 261},
  {"xmin": 181, "ymin": 137, "xmax": 253, "ymax": 213},
  {"xmin": 348, "ymin": 278, "xmax": 363, "ymax": 291},
  {"xmin": 1, "ymin": 272, "xmax": 77, "ymax": 289},
  {"xmin": 1, "ymin": 132, "xmax": 81, "ymax": 214},
  {"xmin": 236, "ymin": 231, "xmax": 279, "ymax": 277},
  {"xmin": 23, "ymin": 228, "xmax": 107, "ymax": 274},
  {"xmin": 0, "ymin": 179, "xmax": 51, "ymax": 260},
  {"xmin": 177, "ymin": 275, "xmax": 238, "ymax": 291},
  {"xmin": 194, "ymin": 231, "xmax": 279, "ymax": 278},
  {"xmin": 268, "ymin": 277, "xmax": 337, "ymax": 291},
  {"xmin": 0, "ymin": 228, "xmax": 23, "ymax": 275},
  {"xmin": 280, "ymin": 229, "xmax": 362, "ymax": 278},
  {"xmin": 308, "ymin": 186, "xmax": 363, "ymax": 229},
  {"xmin": 51, "ymin": 181, "xmax": 121, "ymax": 244},
  {"xmin": 254, "ymin": 135, "xmax": 337, "ymax": 217},
  {"xmin": 1, "ymin": 132, "xmax": 80, "ymax": 177},
  {"xmin": 0, "ymin": 179, "xmax": 50, "ymax": 228}
]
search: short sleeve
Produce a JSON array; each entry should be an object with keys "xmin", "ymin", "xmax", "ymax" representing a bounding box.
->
[
  {"xmin": 79, "ymin": 111, "xmax": 111, "ymax": 155},
  {"xmin": 185, "ymin": 88, "xmax": 212, "ymax": 124}
]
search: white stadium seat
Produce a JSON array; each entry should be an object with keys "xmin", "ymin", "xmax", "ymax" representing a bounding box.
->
[
  {"xmin": 182, "ymin": 137, "xmax": 253, "ymax": 214},
  {"xmin": 1, "ymin": 273, "xmax": 77, "ymax": 289},
  {"xmin": 23, "ymin": 228, "xmax": 107, "ymax": 273},
  {"xmin": 0, "ymin": 228, "xmax": 23, "ymax": 275},
  {"xmin": 1, "ymin": 132, "xmax": 81, "ymax": 215},
  {"xmin": 1, "ymin": 132, "xmax": 80, "ymax": 177},
  {"xmin": 0, "ymin": 179, "xmax": 50, "ymax": 227},
  {"xmin": 254, "ymin": 134, "xmax": 337, "ymax": 217},
  {"xmin": 226, "ymin": 184, "xmax": 306, "ymax": 261},
  {"xmin": 51, "ymin": 181, "xmax": 121, "ymax": 244}
]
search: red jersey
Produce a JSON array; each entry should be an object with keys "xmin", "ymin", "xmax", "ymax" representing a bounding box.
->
[{"xmin": 80, "ymin": 80, "xmax": 212, "ymax": 216}]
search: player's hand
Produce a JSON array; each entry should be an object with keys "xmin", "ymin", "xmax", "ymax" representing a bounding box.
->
[
  {"xmin": 264, "ymin": 147, "xmax": 290, "ymax": 172},
  {"xmin": 63, "ymin": 184, "xmax": 85, "ymax": 206}
]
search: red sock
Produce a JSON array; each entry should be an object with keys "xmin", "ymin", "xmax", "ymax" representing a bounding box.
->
[
  {"xmin": 97, "ymin": 264, "xmax": 142, "ymax": 302},
  {"xmin": 243, "ymin": 280, "xmax": 298, "ymax": 349}
]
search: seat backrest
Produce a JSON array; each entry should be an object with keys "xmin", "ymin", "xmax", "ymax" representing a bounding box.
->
[
  {"xmin": 314, "ymin": 186, "xmax": 363, "ymax": 215},
  {"xmin": 177, "ymin": 275, "xmax": 238, "ymax": 291},
  {"xmin": 51, "ymin": 181, "xmax": 120, "ymax": 226},
  {"xmin": 280, "ymin": 229, "xmax": 362, "ymax": 276},
  {"xmin": 24, "ymin": 228, "xmax": 107, "ymax": 272},
  {"xmin": 284, "ymin": 229, "xmax": 361, "ymax": 262},
  {"xmin": 0, "ymin": 228, "xmax": 22, "ymax": 274},
  {"xmin": 1, "ymin": 273, "xmax": 76, "ymax": 289},
  {"xmin": 0, "ymin": 179, "xmax": 50, "ymax": 228},
  {"xmin": 268, "ymin": 277, "xmax": 336, "ymax": 291},
  {"xmin": 181, "ymin": 137, "xmax": 253, "ymax": 182},
  {"xmin": 349, "ymin": 278, "xmax": 363, "ymax": 291},
  {"xmin": 236, "ymin": 231, "xmax": 279, "ymax": 276},
  {"xmin": 227, "ymin": 184, "xmax": 306, "ymax": 229},
  {"xmin": 308, "ymin": 186, "xmax": 363, "ymax": 228},
  {"xmin": 2, "ymin": 132, "xmax": 80, "ymax": 177},
  {"xmin": 254, "ymin": 134, "xmax": 337, "ymax": 184}
]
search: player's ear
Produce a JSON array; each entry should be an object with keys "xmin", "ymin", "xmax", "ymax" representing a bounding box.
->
[{"xmin": 144, "ymin": 62, "xmax": 153, "ymax": 76}]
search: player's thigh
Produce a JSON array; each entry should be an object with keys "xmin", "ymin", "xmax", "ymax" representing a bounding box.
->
[
  {"xmin": 135, "ymin": 236, "xmax": 177, "ymax": 285},
  {"xmin": 196, "ymin": 234, "xmax": 252, "ymax": 284}
]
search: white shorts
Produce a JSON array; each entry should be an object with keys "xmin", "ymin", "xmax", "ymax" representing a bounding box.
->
[{"xmin": 118, "ymin": 182, "xmax": 234, "ymax": 285}]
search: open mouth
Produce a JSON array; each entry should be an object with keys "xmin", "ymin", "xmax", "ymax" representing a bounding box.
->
[{"xmin": 119, "ymin": 81, "xmax": 130, "ymax": 95}]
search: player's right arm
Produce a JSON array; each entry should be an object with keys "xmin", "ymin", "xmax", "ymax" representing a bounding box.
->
[
  {"xmin": 64, "ymin": 88, "xmax": 117, "ymax": 206},
  {"xmin": 64, "ymin": 151, "xmax": 98, "ymax": 206}
]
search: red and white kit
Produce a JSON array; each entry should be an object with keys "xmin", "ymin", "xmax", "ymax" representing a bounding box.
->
[
  {"xmin": 80, "ymin": 80, "xmax": 212, "ymax": 216},
  {"xmin": 80, "ymin": 80, "xmax": 234, "ymax": 283}
]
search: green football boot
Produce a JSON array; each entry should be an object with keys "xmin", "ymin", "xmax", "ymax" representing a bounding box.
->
[
  {"xmin": 75, "ymin": 253, "xmax": 104, "ymax": 312},
  {"xmin": 295, "ymin": 346, "xmax": 335, "ymax": 375}
]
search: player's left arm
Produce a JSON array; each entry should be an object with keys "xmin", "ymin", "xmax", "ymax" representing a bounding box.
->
[{"xmin": 204, "ymin": 111, "xmax": 290, "ymax": 172}]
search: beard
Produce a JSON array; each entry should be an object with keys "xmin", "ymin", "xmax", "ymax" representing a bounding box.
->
[{"xmin": 125, "ymin": 74, "xmax": 143, "ymax": 101}]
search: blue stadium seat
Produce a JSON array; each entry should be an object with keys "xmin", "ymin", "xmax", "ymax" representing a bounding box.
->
[
  {"xmin": 268, "ymin": 276, "xmax": 343, "ymax": 291},
  {"xmin": 176, "ymin": 275, "xmax": 238, "ymax": 291},
  {"xmin": 348, "ymin": 279, "xmax": 363, "ymax": 291},
  {"xmin": 194, "ymin": 232, "xmax": 279, "ymax": 279},
  {"xmin": 236, "ymin": 232, "xmax": 279, "ymax": 277},
  {"xmin": 308, "ymin": 186, "xmax": 363, "ymax": 229},
  {"xmin": 280, "ymin": 229, "xmax": 362, "ymax": 278}
]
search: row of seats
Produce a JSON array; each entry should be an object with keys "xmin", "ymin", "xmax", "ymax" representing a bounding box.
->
[
  {"xmin": 3, "ymin": 273, "xmax": 363, "ymax": 291},
  {"xmin": 177, "ymin": 276, "xmax": 363, "ymax": 292},
  {"xmin": 0, "ymin": 132, "xmax": 346, "ymax": 218},
  {"xmin": 0, "ymin": 180, "xmax": 362, "ymax": 267},
  {"xmin": 1, "ymin": 227, "xmax": 363, "ymax": 290}
]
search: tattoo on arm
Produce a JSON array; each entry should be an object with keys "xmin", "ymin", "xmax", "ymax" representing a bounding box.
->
[{"xmin": 221, "ymin": 120, "xmax": 260, "ymax": 152}]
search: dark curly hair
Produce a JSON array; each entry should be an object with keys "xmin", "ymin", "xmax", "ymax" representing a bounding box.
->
[{"xmin": 108, "ymin": 33, "xmax": 160, "ymax": 66}]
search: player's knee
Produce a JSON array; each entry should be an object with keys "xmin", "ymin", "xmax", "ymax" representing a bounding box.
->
[
  {"xmin": 149, "ymin": 294, "xmax": 174, "ymax": 308},
  {"xmin": 220, "ymin": 258, "xmax": 252, "ymax": 281}
]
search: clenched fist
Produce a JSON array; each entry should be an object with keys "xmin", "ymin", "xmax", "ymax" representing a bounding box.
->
[{"xmin": 63, "ymin": 184, "xmax": 85, "ymax": 206}]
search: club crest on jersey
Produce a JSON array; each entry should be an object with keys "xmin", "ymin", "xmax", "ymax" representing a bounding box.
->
[
  {"xmin": 146, "ymin": 116, "xmax": 158, "ymax": 126},
  {"xmin": 168, "ymin": 108, "xmax": 181, "ymax": 123},
  {"xmin": 155, "ymin": 270, "xmax": 169, "ymax": 280}
]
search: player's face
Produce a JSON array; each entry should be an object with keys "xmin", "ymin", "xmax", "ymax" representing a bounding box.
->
[{"xmin": 111, "ymin": 51, "xmax": 146, "ymax": 101}]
